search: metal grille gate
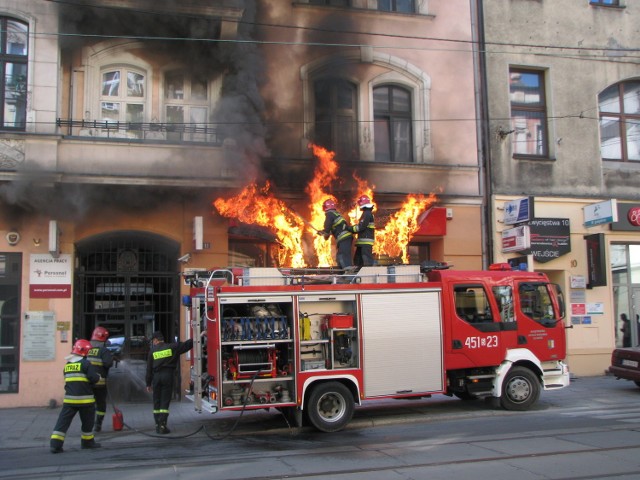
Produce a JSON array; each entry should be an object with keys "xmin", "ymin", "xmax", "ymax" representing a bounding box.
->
[{"xmin": 74, "ymin": 232, "xmax": 179, "ymax": 402}]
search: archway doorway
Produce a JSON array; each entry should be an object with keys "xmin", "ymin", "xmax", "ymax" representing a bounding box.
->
[{"xmin": 74, "ymin": 231, "xmax": 180, "ymax": 402}]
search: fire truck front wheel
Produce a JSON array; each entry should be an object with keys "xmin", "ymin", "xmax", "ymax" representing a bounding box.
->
[
  {"xmin": 306, "ymin": 382, "xmax": 355, "ymax": 433},
  {"xmin": 500, "ymin": 366, "xmax": 540, "ymax": 411}
]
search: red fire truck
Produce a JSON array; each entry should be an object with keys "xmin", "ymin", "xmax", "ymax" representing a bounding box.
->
[{"xmin": 184, "ymin": 263, "xmax": 569, "ymax": 432}]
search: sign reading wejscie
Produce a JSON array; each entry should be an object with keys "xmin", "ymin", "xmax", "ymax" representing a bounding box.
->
[{"xmin": 527, "ymin": 218, "xmax": 571, "ymax": 263}]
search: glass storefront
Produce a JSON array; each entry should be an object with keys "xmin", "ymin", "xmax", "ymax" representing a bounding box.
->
[{"xmin": 611, "ymin": 244, "xmax": 640, "ymax": 348}]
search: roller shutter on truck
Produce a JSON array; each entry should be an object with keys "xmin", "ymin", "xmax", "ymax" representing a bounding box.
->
[{"xmin": 361, "ymin": 290, "xmax": 444, "ymax": 397}]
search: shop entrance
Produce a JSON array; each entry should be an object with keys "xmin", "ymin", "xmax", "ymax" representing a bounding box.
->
[{"xmin": 74, "ymin": 231, "xmax": 180, "ymax": 402}]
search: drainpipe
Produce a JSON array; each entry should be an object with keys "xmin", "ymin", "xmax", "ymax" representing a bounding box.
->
[{"xmin": 470, "ymin": 0, "xmax": 493, "ymax": 269}]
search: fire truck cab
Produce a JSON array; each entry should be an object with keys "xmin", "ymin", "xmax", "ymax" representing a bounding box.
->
[{"xmin": 184, "ymin": 264, "xmax": 569, "ymax": 432}]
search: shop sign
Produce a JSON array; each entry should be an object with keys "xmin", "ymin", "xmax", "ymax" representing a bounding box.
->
[
  {"xmin": 503, "ymin": 196, "xmax": 534, "ymax": 225},
  {"xmin": 501, "ymin": 225, "xmax": 530, "ymax": 253},
  {"xmin": 584, "ymin": 233, "xmax": 607, "ymax": 288},
  {"xmin": 611, "ymin": 203, "xmax": 640, "ymax": 231},
  {"xmin": 583, "ymin": 199, "xmax": 617, "ymax": 227},
  {"xmin": 527, "ymin": 218, "xmax": 571, "ymax": 263},
  {"xmin": 29, "ymin": 253, "xmax": 72, "ymax": 298}
]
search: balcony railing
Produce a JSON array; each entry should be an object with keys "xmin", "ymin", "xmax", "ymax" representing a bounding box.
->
[{"xmin": 56, "ymin": 119, "xmax": 222, "ymax": 145}]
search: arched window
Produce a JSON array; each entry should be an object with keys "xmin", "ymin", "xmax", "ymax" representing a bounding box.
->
[
  {"xmin": 0, "ymin": 17, "xmax": 28, "ymax": 130},
  {"xmin": 314, "ymin": 78, "xmax": 359, "ymax": 160},
  {"xmin": 100, "ymin": 67, "xmax": 146, "ymax": 124},
  {"xmin": 374, "ymin": 85, "xmax": 413, "ymax": 162},
  {"xmin": 599, "ymin": 80, "xmax": 640, "ymax": 162}
]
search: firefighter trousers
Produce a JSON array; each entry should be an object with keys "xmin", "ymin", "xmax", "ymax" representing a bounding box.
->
[
  {"xmin": 92, "ymin": 386, "xmax": 108, "ymax": 424},
  {"xmin": 50, "ymin": 403, "xmax": 96, "ymax": 450},
  {"xmin": 152, "ymin": 368, "xmax": 174, "ymax": 426}
]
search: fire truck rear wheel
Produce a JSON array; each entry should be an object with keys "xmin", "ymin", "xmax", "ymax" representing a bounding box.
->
[
  {"xmin": 500, "ymin": 366, "xmax": 540, "ymax": 411},
  {"xmin": 307, "ymin": 382, "xmax": 354, "ymax": 433}
]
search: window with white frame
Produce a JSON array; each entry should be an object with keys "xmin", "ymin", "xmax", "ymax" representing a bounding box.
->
[
  {"xmin": 164, "ymin": 70, "xmax": 210, "ymax": 141},
  {"xmin": 100, "ymin": 67, "xmax": 146, "ymax": 124},
  {"xmin": 599, "ymin": 81, "xmax": 640, "ymax": 162},
  {"xmin": 0, "ymin": 17, "xmax": 28, "ymax": 130},
  {"xmin": 377, "ymin": 0, "xmax": 415, "ymax": 13},
  {"xmin": 509, "ymin": 69, "xmax": 549, "ymax": 157}
]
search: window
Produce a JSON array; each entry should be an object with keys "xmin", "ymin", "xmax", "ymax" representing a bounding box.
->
[
  {"xmin": 378, "ymin": 0, "xmax": 414, "ymax": 13},
  {"xmin": 100, "ymin": 67, "xmax": 146, "ymax": 124},
  {"xmin": 492, "ymin": 286, "xmax": 515, "ymax": 323},
  {"xmin": 509, "ymin": 69, "xmax": 549, "ymax": 157},
  {"xmin": 590, "ymin": 0, "xmax": 620, "ymax": 6},
  {"xmin": 0, "ymin": 253, "xmax": 21, "ymax": 393},
  {"xmin": 164, "ymin": 70, "xmax": 211, "ymax": 141},
  {"xmin": 518, "ymin": 283, "xmax": 556, "ymax": 326},
  {"xmin": 598, "ymin": 81, "xmax": 640, "ymax": 162},
  {"xmin": 0, "ymin": 17, "xmax": 28, "ymax": 130},
  {"xmin": 374, "ymin": 85, "xmax": 413, "ymax": 162},
  {"xmin": 454, "ymin": 285, "xmax": 493, "ymax": 324},
  {"xmin": 314, "ymin": 78, "xmax": 359, "ymax": 160}
]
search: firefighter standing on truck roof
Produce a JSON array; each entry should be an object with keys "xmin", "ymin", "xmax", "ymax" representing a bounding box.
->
[
  {"xmin": 318, "ymin": 198, "xmax": 353, "ymax": 269},
  {"xmin": 50, "ymin": 339, "xmax": 102, "ymax": 453},
  {"xmin": 146, "ymin": 330, "xmax": 205, "ymax": 434},
  {"xmin": 351, "ymin": 194, "xmax": 376, "ymax": 267},
  {"xmin": 87, "ymin": 326, "xmax": 113, "ymax": 432}
]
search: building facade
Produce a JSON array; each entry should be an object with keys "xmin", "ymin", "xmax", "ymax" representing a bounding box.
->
[
  {"xmin": 480, "ymin": 0, "xmax": 640, "ymax": 375},
  {"xmin": 0, "ymin": 0, "xmax": 482, "ymax": 407}
]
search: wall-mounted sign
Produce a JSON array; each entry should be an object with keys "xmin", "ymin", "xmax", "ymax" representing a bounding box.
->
[
  {"xmin": 527, "ymin": 218, "xmax": 571, "ymax": 263},
  {"xmin": 501, "ymin": 225, "xmax": 531, "ymax": 253},
  {"xmin": 22, "ymin": 311, "xmax": 56, "ymax": 361},
  {"xmin": 584, "ymin": 233, "xmax": 607, "ymax": 288},
  {"xmin": 583, "ymin": 199, "xmax": 618, "ymax": 227},
  {"xmin": 503, "ymin": 197, "xmax": 534, "ymax": 225},
  {"xmin": 570, "ymin": 275, "xmax": 587, "ymax": 289},
  {"xmin": 611, "ymin": 203, "xmax": 640, "ymax": 231},
  {"xmin": 29, "ymin": 254, "xmax": 72, "ymax": 298}
]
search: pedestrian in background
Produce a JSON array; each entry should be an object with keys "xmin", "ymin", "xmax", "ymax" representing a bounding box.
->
[
  {"xmin": 318, "ymin": 198, "xmax": 353, "ymax": 269},
  {"xmin": 50, "ymin": 339, "xmax": 101, "ymax": 453},
  {"xmin": 351, "ymin": 194, "xmax": 376, "ymax": 267},
  {"xmin": 87, "ymin": 326, "xmax": 113, "ymax": 432},
  {"xmin": 145, "ymin": 330, "xmax": 204, "ymax": 434}
]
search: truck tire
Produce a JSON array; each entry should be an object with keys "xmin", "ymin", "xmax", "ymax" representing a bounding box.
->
[
  {"xmin": 306, "ymin": 382, "xmax": 354, "ymax": 432},
  {"xmin": 500, "ymin": 366, "xmax": 540, "ymax": 411}
]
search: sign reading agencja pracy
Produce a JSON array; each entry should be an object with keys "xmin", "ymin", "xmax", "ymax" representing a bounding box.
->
[{"xmin": 29, "ymin": 254, "xmax": 72, "ymax": 298}]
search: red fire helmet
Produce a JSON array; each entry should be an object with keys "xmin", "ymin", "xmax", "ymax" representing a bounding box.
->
[
  {"xmin": 357, "ymin": 195, "xmax": 374, "ymax": 209},
  {"xmin": 322, "ymin": 199, "xmax": 336, "ymax": 212},
  {"xmin": 72, "ymin": 339, "xmax": 92, "ymax": 356},
  {"xmin": 91, "ymin": 326, "xmax": 109, "ymax": 342}
]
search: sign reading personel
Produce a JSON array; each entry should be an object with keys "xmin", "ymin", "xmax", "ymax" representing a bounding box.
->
[
  {"xmin": 30, "ymin": 254, "xmax": 72, "ymax": 298},
  {"xmin": 527, "ymin": 218, "xmax": 571, "ymax": 263}
]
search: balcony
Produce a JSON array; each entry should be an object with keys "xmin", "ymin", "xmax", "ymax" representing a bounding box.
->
[{"xmin": 56, "ymin": 119, "xmax": 222, "ymax": 145}]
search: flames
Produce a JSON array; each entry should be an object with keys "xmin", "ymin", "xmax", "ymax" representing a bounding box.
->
[{"xmin": 213, "ymin": 145, "xmax": 439, "ymax": 267}]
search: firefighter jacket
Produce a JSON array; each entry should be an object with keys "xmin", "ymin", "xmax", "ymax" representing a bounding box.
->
[
  {"xmin": 352, "ymin": 208, "xmax": 375, "ymax": 246},
  {"xmin": 145, "ymin": 338, "xmax": 194, "ymax": 387},
  {"xmin": 87, "ymin": 341, "xmax": 113, "ymax": 388},
  {"xmin": 62, "ymin": 355, "xmax": 100, "ymax": 405},
  {"xmin": 322, "ymin": 210, "xmax": 353, "ymax": 244}
]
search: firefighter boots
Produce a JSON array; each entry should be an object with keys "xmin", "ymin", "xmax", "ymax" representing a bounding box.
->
[{"xmin": 94, "ymin": 415, "xmax": 104, "ymax": 432}]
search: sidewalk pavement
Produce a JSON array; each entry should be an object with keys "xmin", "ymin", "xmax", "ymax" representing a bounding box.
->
[{"xmin": 0, "ymin": 374, "xmax": 631, "ymax": 452}]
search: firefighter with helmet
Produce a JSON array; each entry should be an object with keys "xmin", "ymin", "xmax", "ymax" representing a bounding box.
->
[
  {"xmin": 351, "ymin": 194, "xmax": 376, "ymax": 267},
  {"xmin": 146, "ymin": 330, "xmax": 205, "ymax": 434},
  {"xmin": 50, "ymin": 339, "xmax": 102, "ymax": 453},
  {"xmin": 87, "ymin": 326, "xmax": 113, "ymax": 432},
  {"xmin": 318, "ymin": 198, "xmax": 353, "ymax": 269}
]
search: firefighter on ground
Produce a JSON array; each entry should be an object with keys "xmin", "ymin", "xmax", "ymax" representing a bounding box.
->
[
  {"xmin": 87, "ymin": 326, "xmax": 113, "ymax": 432},
  {"xmin": 351, "ymin": 194, "xmax": 376, "ymax": 267},
  {"xmin": 145, "ymin": 330, "xmax": 205, "ymax": 434},
  {"xmin": 50, "ymin": 339, "xmax": 102, "ymax": 453},
  {"xmin": 318, "ymin": 198, "xmax": 353, "ymax": 269}
]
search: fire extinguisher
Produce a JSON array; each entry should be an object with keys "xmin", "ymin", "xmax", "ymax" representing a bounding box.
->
[{"xmin": 112, "ymin": 408, "xmax": 124, "ymax": 431}]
